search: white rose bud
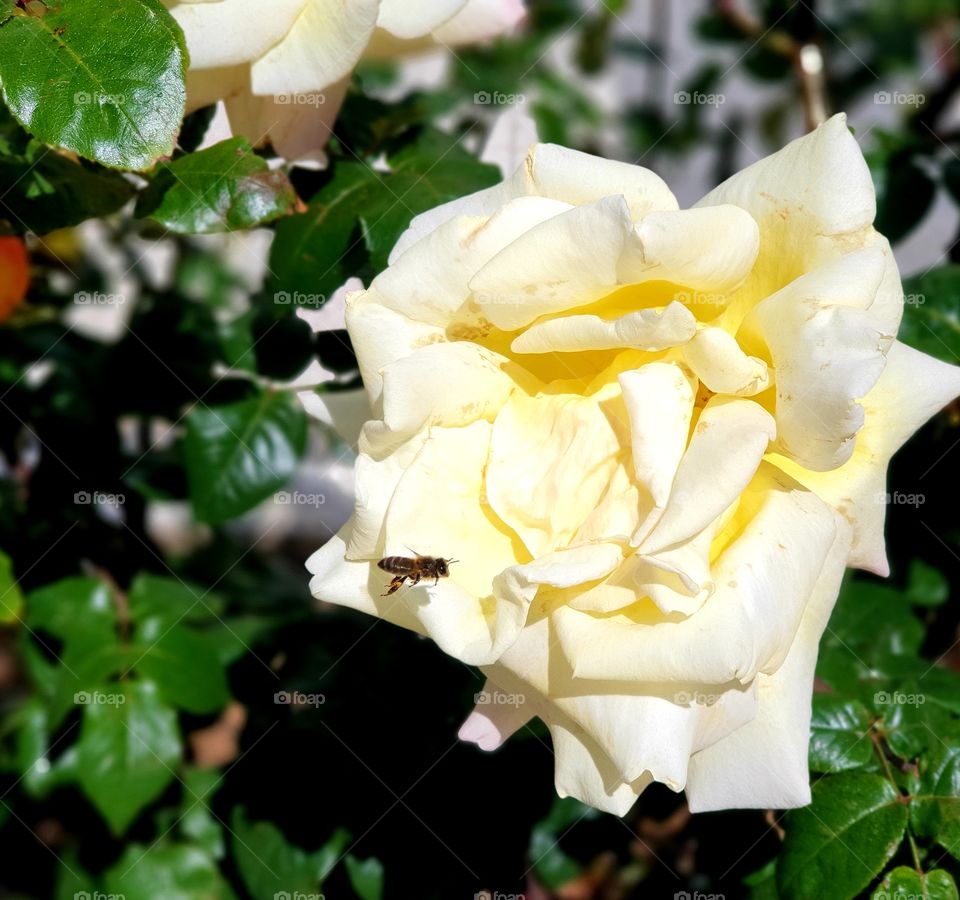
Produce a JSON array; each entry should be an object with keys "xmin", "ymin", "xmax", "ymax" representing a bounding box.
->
[
  {"xmin": 166, "ymin": 0, "xmax": 526, "ymax": 161},
  {"xmin": 306, "ymin": 114, "xmax": 960, "ymax": 815}
]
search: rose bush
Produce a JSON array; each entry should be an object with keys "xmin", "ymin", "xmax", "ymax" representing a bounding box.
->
[
  {"xmin": 306, "ymin": 114, "xmax": 960, "ymax": 815},
  {"xmin": 165, "ymin": 0, "xmax": 525, "ymax": 161}
]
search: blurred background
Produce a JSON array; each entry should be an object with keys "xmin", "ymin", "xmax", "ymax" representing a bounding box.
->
[{"xmin": 2, "ymin": 1, "xmax": 960, "ymax": 898}]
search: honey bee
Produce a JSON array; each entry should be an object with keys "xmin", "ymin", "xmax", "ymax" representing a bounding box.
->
[{"xmin": 377, "ymin": 552, "xmax": 457, "ymax": 596}]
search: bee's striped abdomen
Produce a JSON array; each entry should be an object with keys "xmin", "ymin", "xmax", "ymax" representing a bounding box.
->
[{"xmin": 378, "ymin": 556, "xmax": 417, "ymax": 574}]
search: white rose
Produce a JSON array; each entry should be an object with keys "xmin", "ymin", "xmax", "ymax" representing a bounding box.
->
[
  {"xmin": 306, "ymin": 114, "xmax": 960, "ymax": 815},
  {"xmin": 164, "ymin": 0, "xmax": 526, "ymax": 161}
]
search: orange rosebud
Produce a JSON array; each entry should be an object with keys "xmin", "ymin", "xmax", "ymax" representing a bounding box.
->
[{"xmin": 0, "ymin": 237, "xmax": 29, "ymax": 322}]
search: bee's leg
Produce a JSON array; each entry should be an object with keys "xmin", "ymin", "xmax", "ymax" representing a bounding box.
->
[
  {"xmin": 434, "ymin": 574, "xmax": 440, "ymax": 586},
  {"xmin": 382, "ymin": 575, "xmax": 406, "ymax": 597},
  {"xmin": 409, "ymin": 571, "xmax": 422, "ymax": 587}
]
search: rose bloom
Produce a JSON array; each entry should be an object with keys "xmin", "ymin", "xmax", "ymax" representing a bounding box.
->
[
  {"xmin": 164, "ymin": 0, "xmax": 525, "ymax": 161},
  {"xmin": 306, "ymin": 114, "xmax": 960, "ymax": 815}
]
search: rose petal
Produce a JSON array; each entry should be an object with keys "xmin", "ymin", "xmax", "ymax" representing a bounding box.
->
[
  {"xmin": 299, "ymin": 387, "xmax": 370, "ymax": 449},
  {"xmin": 224, "ymin": 77, "xmax": 347, "ymax": 160},
  {"xmin": 696, "ymin": 113, "xmax": 876, "ymax": 335},
  {"xmin": 617, "ymin": 206, "xmax": 760, "ymax": 296},
  {"xmin": 555, "ymin": 465, "xmax": 837, "ymax": 685},
  {"xmin": 306, "ymin": 523, "xmax": 425, "ymax": 634},
  {"xmin": 458, "ymin": 680, "xmax": 532, "ymax": 750},
  {"xmin": 486, "ymin": 386, "xmax": 626, "ymax": 557},
  {"xmin": 511, "ymin": 301, "xmax": 696, "ymax": 354},
  {"xmin": 471, "ymin": 202, "xmax": 760, "ymax": 332},
  {"xmin": 432, "ymin": 0, "xmax": 527, "ymax": 44},
  {"xmin": 374, "ymin": 197, "xmax": 572, "ymax": 327},
  {"xmin": 346, "ymin": 427, "xmax": 428, "ymax": 560},
  {"xmin": 376, "ymin": 0, "xmax": 468, "ymax": 39},
  {"xmin": 619, "ymin": 361, "xmax": 697, "ymax": 514},
  {"xmin": 682, "ymin": 327, "xmax": 770, "ymax": 396},
  {"xmin": 168, "ymin": 0, "xmax": 305, "ymax": 70},
  {"xmin": 484, "ymin": 616, "xmax": 759, "ymax": 792},
  {"xmin": 638, "ymin": 396, "xmax": 776, "ymax": 553},
  {"xmin": 250, "ymin": 0, "xmax": 380, "ymax": 95},
  {"xmin": 380, "ymin": 341, "xmax": 515, "ymax": 436},
  {"xmin": 381, "ymin": 421, "xmax": 522, "ymax": 587},
  {"xmin": 345, "ymin": 290, "xmax": 447, "ymax": 410},
  {"xmin": 745, "ymin": 246, "xmax": 893, "ymax": 472},
  {"xmin": 685, "ymin": 515, "xmax": 852, "ymax": 811},
  {"xmin": 769, "ymin": 340, "xmax": 960, "ymax": 574},
  {"xmin": 389, "ymin": 142, "xmax": 677, "ymax": 262}
]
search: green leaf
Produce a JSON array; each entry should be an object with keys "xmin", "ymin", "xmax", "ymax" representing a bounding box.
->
[
  {"xmin": 133, "ymin": 616, "xmax": 230, "ymax": 714},
  {"xmin": 75, "ymin": 680, "xmax": 182, "ymax": 834},
  {"xmin": 818, "ymin": 577, "xmax": 926, "ymax": 698},
  {"xmin": 50, "ymin": 629, "xmax": 132, "ymax": 726},
  {"xmin": 528, "ymin": 796, "xmax": 600, "ymax": 890},
  {"xmin": 11, "ymin": 697, "xmax": 58, "ymax": 797},
  {"xmin": 127, "ymin": 573, "xmax": 223, "ymax": 627},
  {"xmin": 898, "ymin": 266, "xmax": 960, "ymax": 365},
  {"xmin": 27, "ymin": 576, "xmax": 114, "ymax": 643},
  {"xmin": 873, "ymin": 866, "xmax": 959, "ymax": 900},
  {"xmin": 184, "ymin": 390, "xmax": 308, "ymax": 524},
  {"xmin": 54, "ymin": 853, "xmax": 95, "ymax": 900},
  {"xmin": 911, "ymin": 738, "xmax": 960, "ymax": 859},
  {"xmin": 809, "ymin": 696, "xmax": 875, "ymax": 772},
  {"xmin": 0, "ymin": 0, "xmax": 186, "ymax": 171},
  {"xmin": 875, "ymin": 152, "xmax": 937, "ymax": 243},
  {"xmin": 136, "ymin": 137, "xmax": 297, "ymax": 234},
  {"xmin": 359, "ymin": 130, "xmax": 502, "ymax": 272},
  {"xmin": 345, "ymin": 855, "xmax": 385, "ymax": 900},
  {"xmin": 269, "ymin": 160, "xmax": 383, "ymax": 300},
  {"xmin": 25, "ymin": 576, "xmax": 133, "ymax": 726},
  {"xmin": 268, "ymin": 128, "xmax": 500, "ymax": 299},
  {"xmin": 906, "ymin": 560, "xmax": 950, "ymax": 607},
  {"xmin": 104, "ymin": 842, "xmax": 235, "ymax": 900},
  {"xmin": 882, "ymin": 691, "xmax": 957, "ymax": 758},
  {"xmin": 777, "ymin": 774, "xmax": 908, "ymax": 900},
  {"xmin": 744, "ymin": 859, "xmax": 781, "ymax": 900},
  {"xmin": 0, "ymin": 548, "xmax": 23, "ymax": 622},
  {"xmin": 313, "ymin": 826, "xmax": 351, "ymax": 882},
  {"xmin": 179, "ymin": 768, "xmax": 225, "ymax": 860},
  {"xmin": 0, "ymin": 138, "xmax": 133, "ymax": 234},
  {"xmin": 231, "ymin": 807, "xmax": 324, "ymax": 898}
]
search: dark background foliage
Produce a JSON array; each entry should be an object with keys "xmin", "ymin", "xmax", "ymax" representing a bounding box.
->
[{"xmin": 2, "ymin": 1, "xmax": 960, "ymax": 898}]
